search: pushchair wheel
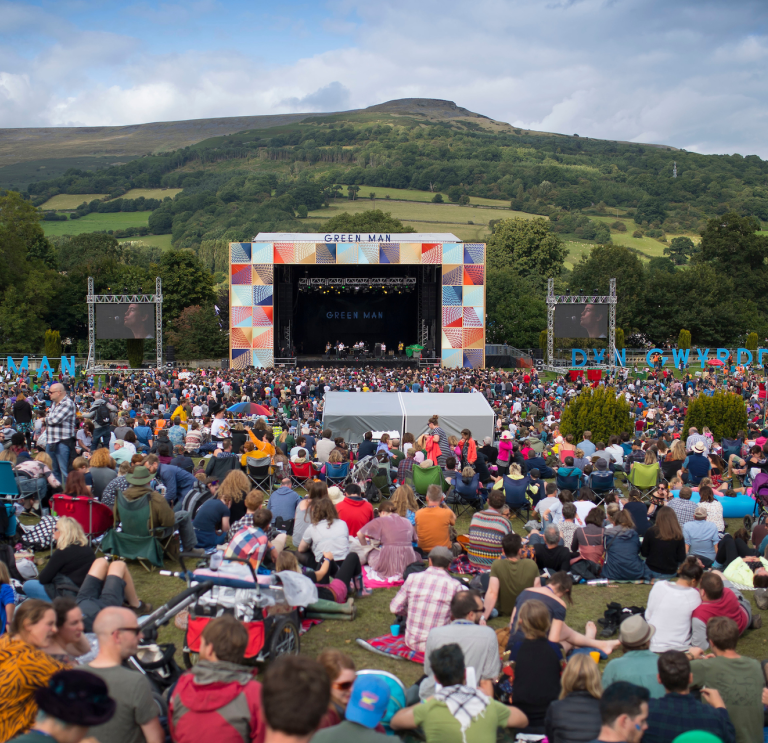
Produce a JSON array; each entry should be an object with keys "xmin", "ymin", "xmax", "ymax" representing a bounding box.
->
[{"xmin": 268, "ymin": 616, "xmax": 300, "ymax": 659}]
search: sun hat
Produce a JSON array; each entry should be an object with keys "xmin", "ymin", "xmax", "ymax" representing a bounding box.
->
[
  {"xmin": 693, "ymin": 442, "xmax": 705, "ymax": 454},
  {"xmin": 35, "ymin": 669, "xmax": 116, "ymax": 726},
  {"xmin": 327, "ymin": 486, "xmax": 344, "ymax": 505},
  {"xmin": 500, "ymin": 431, "xmax": 512, "ymax": 440},
  {"xmin": 345, "ymin": 674, "xmax": 391, "ymax": 729},
  {"xmin": 594, "ymin": 458, "xmax": 608, "ymax": 471},
  {"xmin": 125, "ymin": 465, "xmax": 153, "ymax": 486},
  {"xmin": 419, "ymin": 458, "xmax": 434, "ymax": 468},
  {"xmin": 618, "ymin": 615, "xmax": 655, "ymax": 649},
  {"xmin": 694, "ymin": 506, "xmax": 708, "ymax": 520}
]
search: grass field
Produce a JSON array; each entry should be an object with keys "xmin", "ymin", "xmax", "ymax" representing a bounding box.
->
[
  {"xmin": 118, "ymin": 234, "xmax": 174, "ymax": 250},
  {"xmin": 338, "ymin": 186, "xmax": 510, "ymax": 208},
  {"xmin": 119, "ymin": 188, "xmax": 182, "ymax": 201},
  {"xmin": 40, "ymin": 194, "xmax": 108, "ymax": 210},
  {"xmin": 41, "ymin": 211, "xmax": 151, "ymax": 236}
]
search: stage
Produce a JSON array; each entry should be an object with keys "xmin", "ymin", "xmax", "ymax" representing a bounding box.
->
[{"xmin": 279, "ymin": 355, "xmax": 433, "ymax": 369}]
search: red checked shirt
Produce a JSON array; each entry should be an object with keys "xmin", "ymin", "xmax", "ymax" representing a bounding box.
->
[{"xmin": 390, "ymin": 566, "xmax": 465, "ymax": 652}]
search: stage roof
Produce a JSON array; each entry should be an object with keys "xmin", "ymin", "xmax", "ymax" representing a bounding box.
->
[
  {"xmin": 321, "ymin": 392, "xmax": 494, "ymax": 444},
  {"xmin": 253, "ymin": 233, "xmax": 461, "ymax": 242}
]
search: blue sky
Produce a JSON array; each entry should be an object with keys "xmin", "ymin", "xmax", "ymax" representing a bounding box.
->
[{"xmin": 2, "ymin": 0, "xmax": 768, "ymax": 156}]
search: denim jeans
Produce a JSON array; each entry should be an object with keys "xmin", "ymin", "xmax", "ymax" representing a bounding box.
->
[
  {"xmin": 46, "ymin": 441, "xmax": 70, "ymax": 485},
  {"xmin": 647, "ymin": 569, "xmax": 676, "ymax": 581},
  {"xmin": 22, "ymin": 580, "xmax": 52, "ymax": 602},
  {"xmin": 92, "ymin": 426, "xmax": 111, "ymax": 450}
]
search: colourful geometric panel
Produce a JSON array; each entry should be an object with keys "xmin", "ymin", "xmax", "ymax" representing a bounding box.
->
[
  {"xmin": 231, "ymin": 307, "xmax": 252, "ymax": 328},
  {"xmin": 442, "ymin": 243, "xmax": 463, "ymax": 264},
  {"xmin": 422, "ymin": 243, "xmax": 442, "ymax": 264},
  {"xmin": 231, "ymin": 328, "xmax": 253, "ymax": 348},
  {"xmin": 252, "ymin": 327, "xmax": 273, "ymax": 349},
  {"xmin": 442, "ymin": 349, "xmax": 462, "ymax": 369},
  {"xmin": 252, "ymin": 265, "xmax": 273, "ymax": 285},
  {"xmin": 251, "ymin": 242, "xmax": 273, "ymax": 264},
  {"xmin": 463, "ymin": 327, "xmax": 485, "ymax": 348},
  {"xmin": 442, "ymin": 306, "xmax": 463, "ymax": 328},
  {"xmin": 295, "ymin": 243, "xmax": 316, "ymax": 263},
  {"xmin": 441, "ymin": 328, "xmax": 463, "ymax": 349},
  {"xmin": 252, "ymin": 350, "xmax": 273, "ymax": 368},
  {"xmin": 380, "ymin": 244, "xmax": 400, "ymax": 264},
  {"xmin": 442, "ymin": 265, "xmax": 463, "ymax": 286},
  {"xmin": 231, "ymin": 264, "xmax": 251, "ymax": 285},
  {"xmin": 358, "ymin": 243, "xmax": 379, "ymax": 264},
  {"xmin": 463, "ymin": 286, "xmax": 484, "ymax": 307},
  {"xmin": 317, "ymin": 243, "xmax": 336, "ymax": 264},
  {"xmin": 464, "ymin": 307, "xmax": 484, "ymax": 327},
  {"xmin": 464, "ymin": 349, "xmax": 484, "ymax": 368},
  {"xmin": 232, "ymin": 285, "xmax": 252, "ymax": 306},
  {"xmin": 464, "ymin": 244, "xmax": 485, "ymax": 265},
  {"xmin": 252, "ymin": 306, "xmax": 273, "ymax": 326},
  {"xmin": 442, "ymin": 286, "xmax": 462, "ymax": 306},
  {"xmin": 337, "ymin": 243, "xmax": 358, "ymax": 264},
  {"xmin": 253, "ymin": 286, "xmax": 273, "ymax": 306},
  {"xmin": 400, "ymin": 243, "xmax": 421, "ymax": 264},
  {"xmin": 230, "ymin": 242, "xmax": 250, "ymax": 263},
  {"xmin": 274, "ymin": 242, "xmax": 295, "ymax": 264},
  {"xmin": 232, "ymin": 349, "xmax": 251, "ymax": 369},
  {"xmin": 463, "ymin": 265, "xmax": 484, "ymax": 286}
]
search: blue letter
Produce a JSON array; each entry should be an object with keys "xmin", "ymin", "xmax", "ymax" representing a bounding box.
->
[
  {"xmin": 60, "ymin": 356, "xmax": 76, "ymax": 376},
  {"xmin": 614, "ymin": 349, "xmax": 626, "ymax": 366},
  {"xmin": 759, "ymin": 350, "xmax": 768, "ymax": 367},
  {"xmin": 645, "ymin": 348, "xmax": 666, "ymax": 367},
  {"xmin": 716, "ymin": 348, "xmax": 729, "ymax": 363},
  {"xmin": 572, "ymin": 349, "xmax": 587, "ymax": 368},
  {"xmin": 37, "ymin": 356, "xmax": 53, "ymax": 378},
  {"xmin": 592, "ymin": 349, "xmax": 605, "ymax": 364},
  {"xmin": 696, "ymin": 348, "xmax": 710, "ymax": 368},
  {"xmin": 672, "ymin": 349, "xmax": 690, "ymax": 368},
  {"xmin": 7, "ymin": 356, "xmax": 28, "ymax": 374},
  {"xmin": 737, "ymin": 348, "xmax": 753, "ymax": 366}
]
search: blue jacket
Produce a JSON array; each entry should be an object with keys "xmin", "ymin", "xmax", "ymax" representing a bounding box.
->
[
  {"xmin": 156, "ymin": 462, "xmax": 198, "ymax": 504},
  {"xmin": 525, "ymin": 456, "xmax": 554, "ymax": 479},
  {"xmin": 683, "ymin": 453, "xmax": 710, "ymax": 485},
  {"xmin": 602, "ymin": 527, "xmax": 651, "ymax": 581}
]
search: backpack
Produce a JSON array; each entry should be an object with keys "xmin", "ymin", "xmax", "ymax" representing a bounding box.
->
[{"xmin": 95, "ymin": 402, "xmax": 112, "ymax": 427}]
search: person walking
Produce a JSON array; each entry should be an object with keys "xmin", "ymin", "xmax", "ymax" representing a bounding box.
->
[{"xmin": 44, "ymin": 383, "xmax": 76, "ymax": 485}]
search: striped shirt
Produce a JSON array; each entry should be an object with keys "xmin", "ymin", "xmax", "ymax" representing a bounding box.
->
[
  {"xmin": 467, "ymin": 509, "xmax": 513, "ymax": 569},
  {"xmin": 431, "ymin": 425, "xmax": 451, "ymax": 467}
]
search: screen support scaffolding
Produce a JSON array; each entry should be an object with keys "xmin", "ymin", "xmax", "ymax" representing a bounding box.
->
[
  {"xmin": 545, "ymin": 278, "xmax": 617, "ymax": 373},
  {"xmin": 86, "ymin": 277, "xmax": 163, "ymax": 373}
]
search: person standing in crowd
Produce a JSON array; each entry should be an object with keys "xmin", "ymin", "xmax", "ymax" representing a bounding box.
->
[{"xmin": 44, "ymin": 383, "xmax": 76, "ymax": 485}]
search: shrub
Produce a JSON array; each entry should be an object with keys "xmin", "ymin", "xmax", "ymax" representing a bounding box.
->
[
  {"xmin": 646, "ymin": 228, "xmax": 663, "ymax": 238},
  {"xmin": 611, "ymin": 221, "xmax": 627, "ymax": 232},
  {"xmin": 746, "ymin": 332, "xmax": 758, "ymax": 351},
  {"xmin": 683, "ymin": 392, "xmax": 747, "ymax": 440},
  {"xmin": 296, "ymin": 204, "xmax": 308, "ymax": 218},
  {"xmin": 678, "ymin": 329, "xmax": 692, "ymax": 350},
  {"xmin": 126, "ymin": 339, "xmax": 144, "ymax": 369},
  {"xmin": 559, "ymin": 387, "xmax": 632, "ymax": 443},
  {"xmin": 458, "ymin": 195, "xmax": 469, "ymax": 205},
  {"xmin": 632, "ymin": 229, "xmax": 644, "ymax": 238},
  {"xmin": 432, "ymin": 193, "xmax": 444, "ymax": 203}
]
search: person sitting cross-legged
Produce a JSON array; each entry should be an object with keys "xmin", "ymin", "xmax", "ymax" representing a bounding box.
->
[
  {"xmin": 643, "ymin": 650, "xmax": 735, "ymax": 743},
  {"xmin": 466, "ymin": 490, "xmax": 512, "ymax": 570},
  {"xmin": 169, "ymin": 614, "xmax": 266, "ymax": 743}
]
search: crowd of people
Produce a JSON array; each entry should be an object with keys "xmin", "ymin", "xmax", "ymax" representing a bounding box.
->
[{"xmin": 0, "ymin": 360, "xmax": 766, "ymax": 742}]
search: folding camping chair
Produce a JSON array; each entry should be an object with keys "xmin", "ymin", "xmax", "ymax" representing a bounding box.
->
[
  {"xmin": 627, "ymin": 463, "xmax": 661, "ymax": 502},
  {"xmin": 50, "ymin": 495, "xmax": 114, "ymax": 549},
  {"xmin": 290, "ymin": 461, "xmax": 315, "ymax": 492},
  {"xmin": 411, "ymin": 465, "xmax": 448, "ymax": 508},
  {"xmin": 246, "ymin": 455, "xmax": 272, "ymax": 492},
  {"xmin": 0, "ymin": 461, "xmax": 21, "ymax": 542},
  {"xmin": 556, "ymin": 468, "xmax": 583, "ymax": 495},
  {"xmin": 721, "ymin": 438, "xmax": 743, "ymax": 463},
  {"xmin": 325, "ymin": 461, "xmax": 350, "ymax": 488},
  {"xmin": 499, "ymin": 475, "xmax": 531, "ymax": 521},
  {"xmin": 446, "ymin": 472, "xmax": 483, "ymax": 518},
  {"xmin": 589, "ymin": 470, "xmax": 619, "ymax": 505}
]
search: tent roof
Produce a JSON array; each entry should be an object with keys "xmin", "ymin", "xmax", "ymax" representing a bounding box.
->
[{"xmin": 321, "ymin": 392, "xmax": 404, "ymax": 444}]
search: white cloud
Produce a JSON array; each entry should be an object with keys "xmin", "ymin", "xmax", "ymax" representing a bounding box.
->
[{"xmin": 1, "ymin": 0, "xmax": 768, "ymax": 156}]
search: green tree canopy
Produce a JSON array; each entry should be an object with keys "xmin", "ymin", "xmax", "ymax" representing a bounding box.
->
[
  {"xmin": 159, "ymin": 250, "xmax": 216, "ymax": 324},
  {"xmin": 664, "ymin": 236, "xmax": 696, "ymax": 265},
  {"xmin": 167, "ymin": 305, "xmax": 228, "ymax": 359},
  {"xmin": 486, "ymin": 267, "xmax": 547, "ymax": 347},
  {"xmin": 321, "ymin": 210, "xmax": 415, "ymax": 234},
  {"xmin": 486, "ymin": 217, "xmax": 566, "ymax": 283},
  {"xmin": 559, "ymin": 387, "xmax": 632, "ymax": 443}
]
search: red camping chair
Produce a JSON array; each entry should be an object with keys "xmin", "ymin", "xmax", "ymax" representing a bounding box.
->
[
  {"xmin": 290, "ymin": 461, "xmax": 314, "ymax": 491},
  {"xmin": 51, "ymin": 495, "xmax": 114, "ymax": 547}
]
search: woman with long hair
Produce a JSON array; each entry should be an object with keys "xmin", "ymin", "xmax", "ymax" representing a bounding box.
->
[
  {"xmin": 357, "ymin": 501, "xmax": 419, "ymax": 580},
  {"xmin": 640, "ymin": 505, "xmax": 685, "ymax": 580},
  {"xmin": 646, "ymin": 555, "xmax": 703, "ymax": 652},
  {"xmin": 389, "ymin": 484, "xmax": 419, "ymax": 525},
  {"xmin": 661, "ymin": 439, "xmax": 686, "ymax": 481},
  {"xmin": 63, "ymin": 470, "xmax": 91, "ymax": 498},
  {"xmin": 316, "ymin": 649, "xmax": 357, "ymax": 729},
  {"xmin": 545, "ymin": 654, "xmax": 602, "ymax": 743},
  {"xmin": 602, "ymin": 509, "xmax": 652, "ymax": 581},
  {"xmin": 298, "ymin": 497, "xmax": 349, "ymax": 569},
  {"xmin": 570, "ymin": 505, "xmax": 605, "ymax": 563},
  {"xmin": 292, "ymin": 480, "xmax": 327, "ymax": 548},
  {"xmin": 21, "ymin": 517, "xmax": 95, "ymax": 602},
  {"xmin": 697, "ymin": 484, "xmax": 725, "ymax": 535},
  {"xmin": 217, "ymin": 469, "xmax": 251, "ymax": 524},
  {"xmin": 0, "ymin": 600, "xmax": 66, "ymax": 740},
  {"xmin": 87, "ymin": 447, "xmax": 117, "ymax": 501}
]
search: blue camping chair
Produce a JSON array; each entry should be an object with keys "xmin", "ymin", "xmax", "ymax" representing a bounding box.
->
[
  {"xmin": 556, "ymin": 467, "xmax": 583, "ymax": 494},
  {"xmin": 0, "ymin": 461, "xmax": 21, "ymax": 541},
  {"xmin": 325, "ymin": 461, "xmax": 349, "ymax": 488},
  {"xmin": 500, "ymin": 475, "xmax": 531, "ymax": 520},
  {"xmin": 447, "ymin": 472, "xmax": 483, "ymax": 517},
  {"xmin": 589, "ymin": 470, "xmax": 618, "ymax": 504}
]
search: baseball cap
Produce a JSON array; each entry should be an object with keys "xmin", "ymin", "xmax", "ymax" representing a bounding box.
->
[
  {"xmin": 429, "ymin": 546, "xmax": 453, "ymax": 562},
  {"xmin": 345, "ymin": 675, "xmax": 390, "ymax": 729},
  {"xmin": 694, "ymin": 506, "xmax": 708, "ymax": 520},
  {"xmin": 35, "ymin": 669, "xmax": 116, "ymax": 726}
]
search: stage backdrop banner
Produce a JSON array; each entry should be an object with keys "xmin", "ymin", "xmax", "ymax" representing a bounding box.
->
[
  {"xmin": 401, "ymin": 393, "xmax": 495, "ymax": 444},
  {"xmin": 229, "ymin": 233, "xmax": 486, "ymax": 370},
  {"xmin": 321, "ymin": 392, "xmax": 405, "ymax": 445}
]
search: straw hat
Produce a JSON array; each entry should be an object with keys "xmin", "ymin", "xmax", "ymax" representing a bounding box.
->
[{"xmin": 327, "ymin": 486, "xmax": 344, "ymax": 505}]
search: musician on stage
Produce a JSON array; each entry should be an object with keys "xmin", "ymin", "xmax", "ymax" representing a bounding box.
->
[{"xmin": 325, "ymin": 342, "xmax": 332, "ymax": 359}]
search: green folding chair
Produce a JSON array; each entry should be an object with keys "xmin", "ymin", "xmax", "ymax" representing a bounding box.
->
[
  {"xmin": 627, "ymin": 463, "xmax": 660, "ymax": 502},
  {"xmin": 411, "ymin": 465, "xmax": 449, "ymax": 508}
]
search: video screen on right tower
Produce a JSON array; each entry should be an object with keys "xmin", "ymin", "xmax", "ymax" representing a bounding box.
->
[{"xmin": 553, "ymin": 303, "xmax": 608, "ymax": 339}]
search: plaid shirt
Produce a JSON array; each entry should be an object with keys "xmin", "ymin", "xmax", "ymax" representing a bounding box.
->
[
  {"xmin": 45, "ymin": 395, "xmax": 76, "ymax": 445},
  {"xmin": 685, "ymin": 433, "xmax": 710, "ymax": 454},
  {"xmin": 390, "ymin": 567, "xmax": 464, "ymax": 652},
  {"xmin": 644, "ymin": 693, "xmax": 735, "ymax": 743},
  {"xmin": 397, "ymin": 457, "xmax": 415, "ymax": 484},
  {"xmin": 668, "ymin": 497, "xmax": 697, "ymax": 527}
]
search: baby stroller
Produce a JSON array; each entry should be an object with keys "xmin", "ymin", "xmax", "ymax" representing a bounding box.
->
[
  {"xmin": 744, "ymin": 472, "xmax": 768, "ymax": 530},
  {"xmin": 348, "ymin": 455, "xmax": 382, "ymax": 503},
  {"xmin": 181, "ymin": 555, "xmax": 303, "ymax": 668}
]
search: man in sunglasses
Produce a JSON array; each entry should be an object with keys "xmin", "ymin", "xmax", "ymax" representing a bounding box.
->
[{"xmin": 86, "ymin": 606, "xmax": 164, "ymax": 743}]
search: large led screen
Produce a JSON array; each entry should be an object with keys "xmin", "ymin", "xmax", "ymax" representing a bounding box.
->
[
  {"xmin": 96, "ymin": 303, "xmax": 155, "ymax": 339},
  {"xmin": 554, "ymin": 303, "xmax": 608, "ymax": 339}
]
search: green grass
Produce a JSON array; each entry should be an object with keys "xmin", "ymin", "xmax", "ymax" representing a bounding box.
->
[
  {"xmin": 346, "ymin": 186, "xmax": 510, "ymax": 208},
  {"xmin": 40, "ymin": 194, "xmax": 108, "ymax": 210},
  {"xmin": 41, "ymin": 211, "xmax": 151, "ymax": 236},
  {"xmin": 118, "ymin": 234, "xmax": 174, "ymax": 250},
  {"xmin": 119, "ymin": 188, "xmax": 182, "ymax": 201}
]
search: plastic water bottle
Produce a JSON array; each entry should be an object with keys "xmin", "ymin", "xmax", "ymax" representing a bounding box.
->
[{"xmin": 209, "ymin": 551, "xmax": 223, "ymax": 571}]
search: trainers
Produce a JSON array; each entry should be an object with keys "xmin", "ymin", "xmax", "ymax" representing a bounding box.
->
[
  {"xmin": 131, "ymin": 601, "xmax": 154, "ymax": 616},
  {"xmin": 185, "ymin": 548, "xmax": 207, "ymax": 557},
  {"xmin": 755, "ymin": 588, "xmax": 768, "ymax": 611}
]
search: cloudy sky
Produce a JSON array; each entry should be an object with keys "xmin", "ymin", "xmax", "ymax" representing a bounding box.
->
[{"xmin": 2, "ymin": 0, "xmax": 767, "ymax": 156}]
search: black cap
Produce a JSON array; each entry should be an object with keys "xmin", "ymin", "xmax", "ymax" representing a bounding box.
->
[{"xmin": 35, "ymin": 670, "xmax": 116, "ymax": 726}]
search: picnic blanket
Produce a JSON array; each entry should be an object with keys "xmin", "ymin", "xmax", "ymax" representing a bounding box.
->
[
  {"xmin": 357, "ymin": 634, "xmax": 425, "ymax": 664},
  {"xmin": 363, "ymin": 566, "xmax": 405, "ymax": 589},
  {"xmin": 300, "ymin": 618, "xmax": 323, "ymax": 634}
]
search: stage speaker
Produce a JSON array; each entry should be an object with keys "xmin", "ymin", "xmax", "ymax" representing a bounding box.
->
[
  {"xmin": 535, "ymin": 359, "xmax": 544, "ymax": 370},
  {"xmin": 375, "ymin": 343, "xmax": 382, "ymax": 357},
  {"xmin": 166, "ymin": 345, "xmax": 175, "ymax": 363},
  {"xmin": 221, "ymin": 358, "xmax": 229, "ymax": 370}
]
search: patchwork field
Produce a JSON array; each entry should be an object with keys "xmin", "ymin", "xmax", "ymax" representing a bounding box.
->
[
  {"xmin": 40, "ymin": 194, "xmax": 108, "ymax": 210},
  {"xmin": 118, "ymin": 234, "xmax": 174, "ymax": 250},
  {"xmin": 41, "ymin": 211, "xmax": 151, "ymax": 236},
  {"xmin": 336, "ymin": 186, "xmax": 511, "ymax": 208},
  {"xmin": 119, "ymin": 188, "xmax": 183, "ymax": 201}
]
